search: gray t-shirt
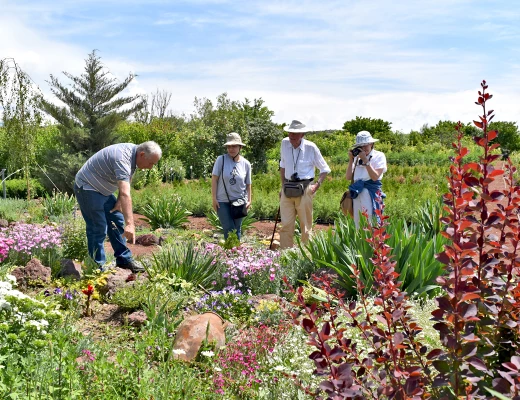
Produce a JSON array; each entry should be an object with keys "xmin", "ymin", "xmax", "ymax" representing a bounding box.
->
[
  {"xmin": 75, "ymin": 143, "xmax": 137, "ymax": 196},
  {"xmin": 212, "ymin": 155, "xmax": 252, "ymax": 203}
]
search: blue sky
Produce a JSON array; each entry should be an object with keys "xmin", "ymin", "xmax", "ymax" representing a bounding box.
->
[{"xmin": 1, "ymin": 0, "xmax": 519, "ymax": 131}]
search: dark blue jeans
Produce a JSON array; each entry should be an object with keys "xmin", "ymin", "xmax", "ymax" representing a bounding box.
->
[
  {"xmin": 74, "ymin": 184, "xmax": 133, "ymax": 267},
  {"xmin": 217, "ymin": 202, "xmax": 244, "ymax": 240}
]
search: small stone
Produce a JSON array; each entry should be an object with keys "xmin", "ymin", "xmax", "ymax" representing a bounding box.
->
[
  {"xmin": 127, "ymin": 310, "xmax": 147, "ymax": 328},
  {"xmin": 58, "ymin": 259, "xmax": 83, "ymax": 280}
]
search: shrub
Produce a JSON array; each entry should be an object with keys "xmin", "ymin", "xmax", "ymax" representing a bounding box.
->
[
  {"xmin": 4, "ymin": 178, "xmax": 46, "ymax": 199},
  {"xmin": 0, "ymin": 198, "xmax": 28, "ymax": 222},
  {"xmin": 139, "ymin": 195, "xmax": 191, "ymax": 229},
  {"xmin": 60, "ymin": 217, "xmax": 89, "ymax": 262},
  {"xmin": 147, "ymin": 241, "xmax": 221, "ymax": 289}
]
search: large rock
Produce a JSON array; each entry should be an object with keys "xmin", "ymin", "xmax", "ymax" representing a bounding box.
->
[
  {"xmin": 135, "ymin": 234, "xmax": 164, "ymax": 246},
  {"xmin": 101, "ymin": 267, "xmax": 148, "ymax": 297},
  {"xmin": 172, "ymin": 313, "xmax": 226, "ymax": 361},
  {"xmin": 58, "ymin": 259, "xmax": 83, "ymax": 280},
  {"xmin": 11, "ymin": 258, "xmax": 51, "ymax": 287},
  {"xmin": 127, "ymin": 310, "xmax": 147, "ymax": 328},
  {"xmin": 0, "ymin": 219, "xmax": 8, "ymax": 228}
]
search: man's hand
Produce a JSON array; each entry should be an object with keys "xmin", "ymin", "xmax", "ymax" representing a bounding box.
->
[
  {"xmin": 110, "ymin": 200, "xmax": 122, "ymax": 213},
  {"xmin": 310, "ymin": 183, "xmax": 320, "ymax": 195},
  {"xmin": 123, "ymin": 224, "xmax": 135, "ymax": 244}
]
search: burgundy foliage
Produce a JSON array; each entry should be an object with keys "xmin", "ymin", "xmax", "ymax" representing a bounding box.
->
[{"xmin": 285, "ymin": 81, "xmax": 520, "ymax": 399}]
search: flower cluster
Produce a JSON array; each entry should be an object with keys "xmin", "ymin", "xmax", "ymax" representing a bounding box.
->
[
  {"xmin": 0, "ymin": 223, "xmax": 62, "ymax": 263},
  {"xmin": 0, "ymin": 276, "xmax": 62, "ymax": 356},
  {"xmin": 204, "ymin": 244, "xmax": 281, "ymax": 294},
  {"xmin": 44, "ymin": 287, "xmax": 80, "ymax": 311},
  {"xmin": 192, "ymin": 288, "xmax": 253, "ymax": 322},
  {"xmin": 212, "ymin": 324, "xmax": 289, "ymax": 396}
]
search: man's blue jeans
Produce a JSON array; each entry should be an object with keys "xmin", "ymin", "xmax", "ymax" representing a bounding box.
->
[
  {"xmin": 74, "ymin": 184, "xmax": 133, "ymax": 267},
  {"xmin": 217, "ymin": 202, "xmax": 244, "ymax": 240}
]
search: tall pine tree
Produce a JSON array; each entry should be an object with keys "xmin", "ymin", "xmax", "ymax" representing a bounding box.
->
[{"xmin": 39, "ymin": 50, "xmax": 145, "ymax": 193}]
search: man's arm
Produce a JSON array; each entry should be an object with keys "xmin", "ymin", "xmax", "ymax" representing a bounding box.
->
[{"xmin": 113, "ymin": 180, "xmax": 135, "ymax": 244}]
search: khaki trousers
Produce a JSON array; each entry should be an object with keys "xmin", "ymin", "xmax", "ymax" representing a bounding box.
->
[{"xmin": 279, "ymin": 185, "xmax": 314, "ymax": 249}]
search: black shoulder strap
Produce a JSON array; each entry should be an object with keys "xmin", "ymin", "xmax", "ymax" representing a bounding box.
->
[{"xmin": 220, "ymin": 155, "xmax": 231, "ymax": 202}]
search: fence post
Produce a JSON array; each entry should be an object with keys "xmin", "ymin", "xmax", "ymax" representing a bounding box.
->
[{"xmin": 1, "ymin": 169, "xmax": 5, "ymax": 199}]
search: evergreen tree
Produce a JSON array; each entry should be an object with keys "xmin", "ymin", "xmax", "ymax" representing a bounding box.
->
[{"xmin": 39, "ymin": 50, "xmax": 145, "ymax": 193}]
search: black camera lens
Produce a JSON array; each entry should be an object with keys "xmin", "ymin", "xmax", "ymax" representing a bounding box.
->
[
  {"xmin": 291, "ymin": 172, "xmax": 299, "ymax": 181},
  {"xmin": 351, "ymin": 147, "xmax": 362, "ymax": 157}
]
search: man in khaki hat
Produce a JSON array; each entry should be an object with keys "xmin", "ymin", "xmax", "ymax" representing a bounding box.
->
[{"xmin": 278, "ymin": 120, "xmax": 330, "ymax": 249}]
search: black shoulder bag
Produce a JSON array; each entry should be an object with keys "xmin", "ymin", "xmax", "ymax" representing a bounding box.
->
[{"xmin": 220, "ymin": 156, "xmax": 248, "ymax": 220}]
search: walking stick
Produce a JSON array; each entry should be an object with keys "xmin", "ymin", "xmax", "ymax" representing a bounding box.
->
[{"xmin": 269, "ymin": 207, "xmax": 281, "ymax": 249}]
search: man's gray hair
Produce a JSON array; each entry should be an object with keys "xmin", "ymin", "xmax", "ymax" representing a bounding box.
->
[{"xmin": 137, "ymin": 141, "xmax": 162, "ymax": 159}]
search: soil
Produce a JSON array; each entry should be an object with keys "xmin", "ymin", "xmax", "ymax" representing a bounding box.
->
[{"xmin": 105, "ymin": 213, "xmax": 334, "ymax": 258}]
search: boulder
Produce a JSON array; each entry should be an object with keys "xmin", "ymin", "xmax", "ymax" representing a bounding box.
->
[
  {"xmin": 172, "ymin": 313, "xmax": 226, "ymax": 361},
  {"xmin": 127, "ymin": 310, "xmax": 147, "ymax": 328},
  {"xmin": 10, "ymin": 258, "xmax": 51, "ymax": 287},
  {"xmin": 101, "ymin": 267, "xmax": 148, "ymax": 297},
  {"xmin": 135, "ymin": 234, "xmax": 164, "ymax": 246},
  {"xmin": 58, "ymin": 259, "xmax": 83, "ymax": 280},
  {"xmin": 0, "ymin": 219, "xmax": 8, "ymax": 228}
]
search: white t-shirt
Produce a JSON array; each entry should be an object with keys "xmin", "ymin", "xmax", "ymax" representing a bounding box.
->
[
  {"xmin": 279, "ymin": 138, "xmax": 331, "ymax": 180},
  {"xmin": 353, "ymin": 149, "xmax": 387, "ymax": 181}
]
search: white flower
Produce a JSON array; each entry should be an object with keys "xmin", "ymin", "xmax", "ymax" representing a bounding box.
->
[
  {"xmin": 214, "ymin": 367, "xmax": 222, "ymax": 372},
  {"xmin": 172, "ymin": 349, "xmax": 186, "ymax": 355},
  {"xmin": 6, "ymin": 275, "xmax": 16, "ymax": 284},
  {"xmin": 201, "ymin": 350, "xmax": 215, "ymax": 357},
  {"xmin": 274, "ymin": 365, "xmax": 285, "ymax": 371}
]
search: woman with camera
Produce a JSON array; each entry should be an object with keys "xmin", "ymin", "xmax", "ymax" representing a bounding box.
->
[
  {"xmin": 211, "ymin": 132, "xmax": 252, "ymax": 241},
  {"xmin": 346, "ymin": 131, "xmax": 387, "ymax": 227}
]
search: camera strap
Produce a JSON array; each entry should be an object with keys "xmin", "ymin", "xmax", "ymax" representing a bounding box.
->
[{"xmin": 291, "ymin": 146, "xmax": 302, "ymax": 176}]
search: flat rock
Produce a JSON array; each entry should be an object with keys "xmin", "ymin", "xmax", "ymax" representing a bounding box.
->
[
  {"xmin": 135, "ymin": 234, "xmax": 164, "ymax": 246},
  {"xmin": 127, "ymin": 310, "xmax": 147, "ymax": 328}
]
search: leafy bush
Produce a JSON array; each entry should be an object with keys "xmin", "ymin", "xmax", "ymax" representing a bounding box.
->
[
  {"xmin": 159, "ymin": 156, "xmax": 185, "ymax": 182},
  {"xmin": 4, "ymin": 178, "xmax": 46, "ymax": 199},
  {"xmin": 205, "ymin": 209, "xmax": 256, "ymax": 234},
  {"xmin": 147, "ymin": 241, "xmax": 221, "ymax": 289},
  {"xmin": 139, "ymin": 195, "xmax": 191, "ymax": 229}
]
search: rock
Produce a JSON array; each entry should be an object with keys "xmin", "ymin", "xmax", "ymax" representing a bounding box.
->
[
  {"xmin": 172, "ymin": 313, "xmax": 226, "ymax": 361},
  {"xmin": 58, "ymin": 259, "xmax": 83, "ymax": 280},
  {"xmin": 127, "ymin": 310, "xmax": 147, "ymax": 328},
  {"xmin": 0, "ymin": 219, "xmax": 8, "ymax": 228},
  {"xmin": 100, "ymin": 267, "xmax": 148, "ymax": 297},
  {"xmin": 269, "ymin": 240, "xmax": 280, "ymax": 250},
  {"xmin": 135, "ymin": 234, "xmax": 164, "ymax": 246},
  {"xmin": 10, "ymin": 258, "xmax": 51, "ymax": 287}
]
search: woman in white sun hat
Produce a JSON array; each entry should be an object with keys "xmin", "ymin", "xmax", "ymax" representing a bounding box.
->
[
  {"xmin": 345, "ymin": 130, "xmax": 387, "ymax": 227},
  {"xmin": 211, "ymin": 132, "xmax": 252, "ymax": 241}
]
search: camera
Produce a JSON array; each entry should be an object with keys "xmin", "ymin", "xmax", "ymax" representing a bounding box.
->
[
  {"xmin": 290, "ymin": 172, "xmax": 301, "ymax": 181},
  {"xmin": 351, "ymin": 147, "xmax": 362, "ymax": 157}
]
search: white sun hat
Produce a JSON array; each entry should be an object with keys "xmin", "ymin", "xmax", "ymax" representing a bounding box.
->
[
  {"xmin": 283, "ymin": 120, "xmax": 308, "ymax": 133},
  {"xmin": 351, "ymin": 131, "xmax": 379, "ymax": 148}
]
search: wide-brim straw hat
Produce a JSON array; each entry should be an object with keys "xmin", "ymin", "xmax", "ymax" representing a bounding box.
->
[
  {"xmin": 351, "ymin": 130, "xmax": 379, "ymax": 149},
  {"xmin": 284, "ymin": 120, "xmax": 308, "ymax": 133},
  {"xmin": 223, "ymin": 132, "xmax": 246, "ymax": 146}
]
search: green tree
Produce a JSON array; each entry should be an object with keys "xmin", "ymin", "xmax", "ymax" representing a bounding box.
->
[
  {"xmin": 488, "ymin": 121, "xmax": 520, "ymax": 152},
  {"xmin": 0, "ymin": 58, "xmax": 43, "ymax": 199},
  {"xmin": 38, "ymin": 50, "xmax": 145, "ymax": 193},
  {"xmin": 342, "ymin": 116, "xmax": 393, "ymax": 139}
]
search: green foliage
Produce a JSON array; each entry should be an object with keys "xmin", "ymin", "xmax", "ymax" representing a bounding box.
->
[
  {"xmin": 131, "ymin": 166, "xmax": 162, "ymax": 190},
  {"xmin": 223, "ymin": 230, "xmax": 241, "ymax": 249},
  {"xmin": 0, "ymin": 198, "xmax": 28, "ymax": 221},
  {"xmin": 3, "ymin": 178, "xmax": 46, "ymax": 199},
  {"xmin": 206, "ymin": 209, "xmax": 256, "ymax": 235},
  {"xmin": 489, "ymin": 120, "xmax": 520, "ymax": 151},
  {"xmin": 0, "ymin": 58, "xmax": 43, "ymax": 200},
  {"xmin": 139, "ymin": 195, "xmax": 192, "ymax": 229},
  {"xmin": 42, "ymin": 190, "xmax": 76, "ymax": 220},
  {"xmin": 38, "ymin": 50, "xmax": 145, "ymax": 193},
  {"xmin": 147, "ymin": 242, "xmax": 221, "ymax": 289},
  {"xmin": 301, "ymin": 214, "xmax": 446, "ymax": 298},
  {"xmin": 158, "ymin": 156, "xmax": 185, "ymax": 182},
  {"xmin": 342, "ymin": 116, "xmax": 392, "ymax": 137},
  {"xmin": 60, "ymin": 217, "xmax": 89, "ymax": 261}
]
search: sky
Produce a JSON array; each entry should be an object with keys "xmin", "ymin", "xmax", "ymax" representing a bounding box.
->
[{"xmin": 1, "ymin": 0, "xmax": 519, "ymax": 132}]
